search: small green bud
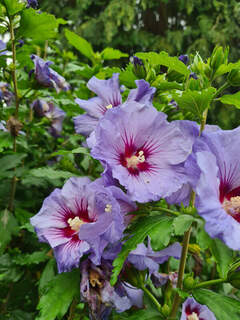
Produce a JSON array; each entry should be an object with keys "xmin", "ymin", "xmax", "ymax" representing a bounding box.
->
[
  {"xmin": 227, "ymin": 69, "xmax": 240, "ymax": 86},
  {"xmin": 210, "ymin": 46, "xmax": 225, "ymax": 71},
  {"xmin": 162, "ymin": 304, "xmax": 170, "ymax": 317},
  {"xmin": 183, "ymin": 275, "xmax": 195, "ymax": 290}
]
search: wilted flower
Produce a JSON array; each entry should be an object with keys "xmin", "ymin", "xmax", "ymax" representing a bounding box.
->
[
  {"xmin": 179, "ymin": 55, "xmax": 189, "ymax": 65},
  {"xmin": 31, "ymin": 55, "xmax": 70, "ymax": 92},
  {"xmin": 31, "ymin": 99, "xmax": 66, "ymax": 136},
  {"xmin": 193, "ymin": 127, "xmax": 240, "ymax": 250},
  {"xmin": 30, "ymin": 177, "xmax": 135, "ymax": 272},
  {"xmin": 80, "ymin": 258, "xmax": 143, "ymax": 319},
  {"xmin": 73, "ymin": 73, "xmax": 155, "ymax": 138},
  {"xmin": 91, "ymin": 102, "xmax": 192, "ymax": 202},
  {"xmin": 180, "ymin": 297, "xmax": 216, "ymax": 320},
  {"xmin": 128, "ymin": 239, "xmax": 182, "ymax": 273},
  {"xmin": 132, "ymin": 56, "xmax": 146, "ymax": 78},
  {"xmin": 189, "ymin": 72, "xmax": 198, "ymax": 80},
  {"xmin": 151, "ymin": 271, "xmax": 178, "ymax": 288}
]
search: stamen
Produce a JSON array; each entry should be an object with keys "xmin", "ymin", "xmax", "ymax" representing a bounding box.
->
[
  {"xmin": 106, "ymin": 104, "xmax": 113, "ymax": 109},
  {"xmin": 67, "ymin": 216, "xmax": 85, "ymax": 231},
  {"xmin": 105, "ymin": 204, "xmax": 112, "ymax": 212},
  {"xmin": 42, "ymin": 102, "xmax": 49, "ymax": 112},
  {"xmin": 187, "ymin": 312, "xmax": 199, "ymax": 320},
  {"xmin": 89, "ymin": 270, "xmax": 104, "ymax": 288},
  {"xmin": 223, "ymin": 196, "xmax": 240, "ymax": 217},
  {"xmin": 126, "ymin": 150, "xmax": 145, "ymax": 168}
]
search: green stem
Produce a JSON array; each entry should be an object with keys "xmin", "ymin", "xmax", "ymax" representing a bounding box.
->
[
  {"xmin": 194, "ymin": 278, "xmax": 226, "ymax": 289},
  {"xmin": 8, "ymin": 16, "xmax": 19, "ymax": 212},
  {"xmin": 150, "ymin": 206, "xmax": 180, "ymax": 216},
  {"xmin": 213, "ymin": 82, "xmax": 229, "ymax": 99},
  {"xmin": 141, "ymin": 286, "xmax": 163, "ymax": 314},
  {"xmin": 168, "ymin": 226, "xmax": 192, "ymax": 319}
]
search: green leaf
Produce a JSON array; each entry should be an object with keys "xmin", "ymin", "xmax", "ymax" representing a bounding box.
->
[
  {"xmin": 150, "ymin": 217, "xmax": 173, "ymax": 250},
  {"xmin": 0, "ymin": 153, "xmax": 26, "ymax": 172},
  {"xmin": 110, "ymin": 215, "xmax": 173, "ymax": 285},
  {"xmin": 196, "ymin": 226, "xmax": 212, "ymax": 251},
  {"xmin": 65, "ymin": 29, "xmax": 95, "ymax": 60},
  {"xmin": 101, "ymin": 48, "xmax": 128, "ymax": 60},
  {"xmin": 2, "ymin": 0, "xmax": 24, "ymax": 16},
  {"xmin": 173, "ymin": 215, "xmax": 194, "ymax": 236},
  {"xmin": 36, "ymin": 269, "xmax": 80, "ymax": 320},
  {"xmin": 0, "ymin": 209, "xmax": 18, "ymax": 253},
  {"xmin": 219, "ymin": 92, "xmax": 240, "ymax": 109},
  {"xmin": 119, "ymin": 64, "xmax": 137, "ymax": 87},
  {"xmin": 39, "ymin": 259, "xmax": 56, "ymax": 294},
  {"xmin": 0, "ymin": 131, "xmax": 12, "ymax": 152},
  {"xmin": 18, "ymin": 8, "xmax": 58, "ymax": 41},
  {"xmin": 173, "ymin": 87, "xmax": 216, "ymax": 120},
  {"xmin": 136, "ymin": 51, "xmax": 190, "ymax": 76},
  {"xmin": 193, "ymin": 288, "xmax": 240, "ymax": 320},
  {"xmin": 210, "ymin": 239, "xmax": 233, "ymax": 278},
  {"xmin": 13, "ymin": 251, "xmax": 49, "ymax": 266},
  {"xmin": 30, "ymin": 168, "xmax": 76, "ymax": 180}
]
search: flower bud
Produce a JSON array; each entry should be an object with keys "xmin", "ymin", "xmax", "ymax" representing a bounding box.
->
[
  {"xmin": 162, "ymin": 304, "xmax": 170, "ymax": 317},
  {"xmin": 179, "ymin": 55, "xmax": 189, "ymax": 65},
  {"xmin": 210, "ymin": 46, "xmax": 225, "ymax": 72},
  {"xmin": 183, "ymin": 275, "xmax": 195, "ymax": 290},
  {"xmin": 132, "ymin": 56, "xmax": 146, "ymax": 79}
]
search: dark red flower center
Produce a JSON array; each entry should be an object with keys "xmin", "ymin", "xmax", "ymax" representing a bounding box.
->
[{"xmin": 219, "ymin": 181, "xmax": 240, "ymax": 223}]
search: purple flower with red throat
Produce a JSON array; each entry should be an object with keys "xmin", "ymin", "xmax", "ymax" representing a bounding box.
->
[
  {"xmin": 91, "ymin": 102, "xmax": 192, "ymax": 202},
  {"xmin": 31, "ymin": 55, "xmax": 70, "ymax": 93},
  {"xmin": 73, "ymin": 74, "xmax": 155, "ymax": 138},
  {"xmin": 30, "ymin": 177, "xmax": 132, "ymax": 272},
  {"xmin": 180, "ymin": 297, "xmax": 216, "ymax": 320},
  {"xmin": 31, "ymin": 99, "xmax": 66, "ymax": 137},
  {"xmin": 193, "ymin": 126, "xmax": 240, "ymax": 250}
]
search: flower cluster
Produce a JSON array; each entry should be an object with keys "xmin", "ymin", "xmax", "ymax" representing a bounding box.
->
[{"xmin": 31, "ymin": 71, "xmax": 239, "ymax": 318}]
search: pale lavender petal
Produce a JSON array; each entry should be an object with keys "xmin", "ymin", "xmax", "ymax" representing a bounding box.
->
[{"xmin": 73, "ymin": 114, "xmax": 99, "ymax": 136}]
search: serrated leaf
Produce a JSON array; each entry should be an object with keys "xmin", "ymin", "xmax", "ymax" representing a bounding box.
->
[
  {"xmin": 0, "ymin": 153, "xmax": 26, "ymax": 172},
  {"xmin": 210, "ymin": 239, "xmax": 233, "ymax": 278},
  {"xmin": 173, "ymin": 87, "xmax": 216, "ymax": 120},
  {"xmin": 30, "ymin": 168, "xmax": 75, "ymax": 180},
  {"xmin": 173, "ymin": 215, "xmax": 194, "ymax": 236},
  {"xmin": 72, "ymin": 147, "xmax": 90, "ymax": 156},
  {"xmin": 2, "ymin": 0, "xmax": 24, "ymax": 16},
  {"xmin": 18, "ymin": 8, "xmax": 58, "ymax": 41},
  {"xmin": 119, "ymin": 64, "xmax": 137, "ymax": 87},
  {"xmin": 110, "ymin": 215, "xmax": 173, "ymax": 285},
  {"xmin": 101, "ymin": 48, "xmax": 128, "ymax": 60},
  {"xmin": 65, "ymin": 29, "xmax": 94, "ymax": 60},
  {"xmin": 150, "ymin": 217, "xmax": 173, "ymax": 250},
  {"xmin": 36, "ymin": 269, "xmax": 80, "ymax": 320},
  {"xmin": 13, "ymin": 251, "xmax": 49, "ymax": 266},
  {"xmin": 136, "ymin": 51, "xmax": 190, "ymax": 76},
  {"xmin": 193, "ymin": 288, "xmax": 240, "ymax": 320},
  {"xmin": 219, "ymin": 92, "xmax": 240, "ymax": 109},
  {"xmin": 0, "ymin": 209, "xmax": 18, "ymax": 252}
]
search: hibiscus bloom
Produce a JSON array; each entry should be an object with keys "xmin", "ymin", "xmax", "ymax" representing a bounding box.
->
[
  {"xmin": 30, "ymin": 177, "xmax": 135, "ymax": 272},
  {"xmin": 91, "ymin": 102, "xmax": 192, "ymax": 202},
  {"xmin": 180, "ymin": 297, "xmax": 216, "ymax": 320},
  {"xmin": 73, "ymin": 73, "xmax": 155, "ymax": 137},
  {"xmin": 194, "ymin": 127, "xmax": 240, "ymax": 250}
]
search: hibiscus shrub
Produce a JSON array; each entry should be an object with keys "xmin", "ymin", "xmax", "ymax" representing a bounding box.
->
[{"xmin": 1, "ymin": 1, "xmax": 240, "ymax": 320}]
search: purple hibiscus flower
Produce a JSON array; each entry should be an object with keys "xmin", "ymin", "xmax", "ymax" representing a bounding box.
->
[
  {"xmin": 80, "ymin": 258, "xmax": 143, "ymax": 318},
  {"xmin": 180, "ymin": 297, "xmax": 216, "ymax": 320},
  {"xmin": 30, "ymin": 177, "xmax": 134, "ymax": 272},
  {"xmin": 31, "ymin": 55, "xmax": 70, "ymax": 93},
  {"xmin": 31, "ymin": 99, "xmax": 66, "ymax": 137},
  {"xmin": 192, "ymin": 127, "xmax": 240, "ymax": 250},
  {"xmin": 73, "ymin": 73, "xmax": 155, "ymax": 138},
  {"xmin": 91, "ymin": 102, "xmax": 192, "ymax": 202},
  {"xmin": 128, "ymin": 239, "xmax": 182, "ymax": 273}
]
